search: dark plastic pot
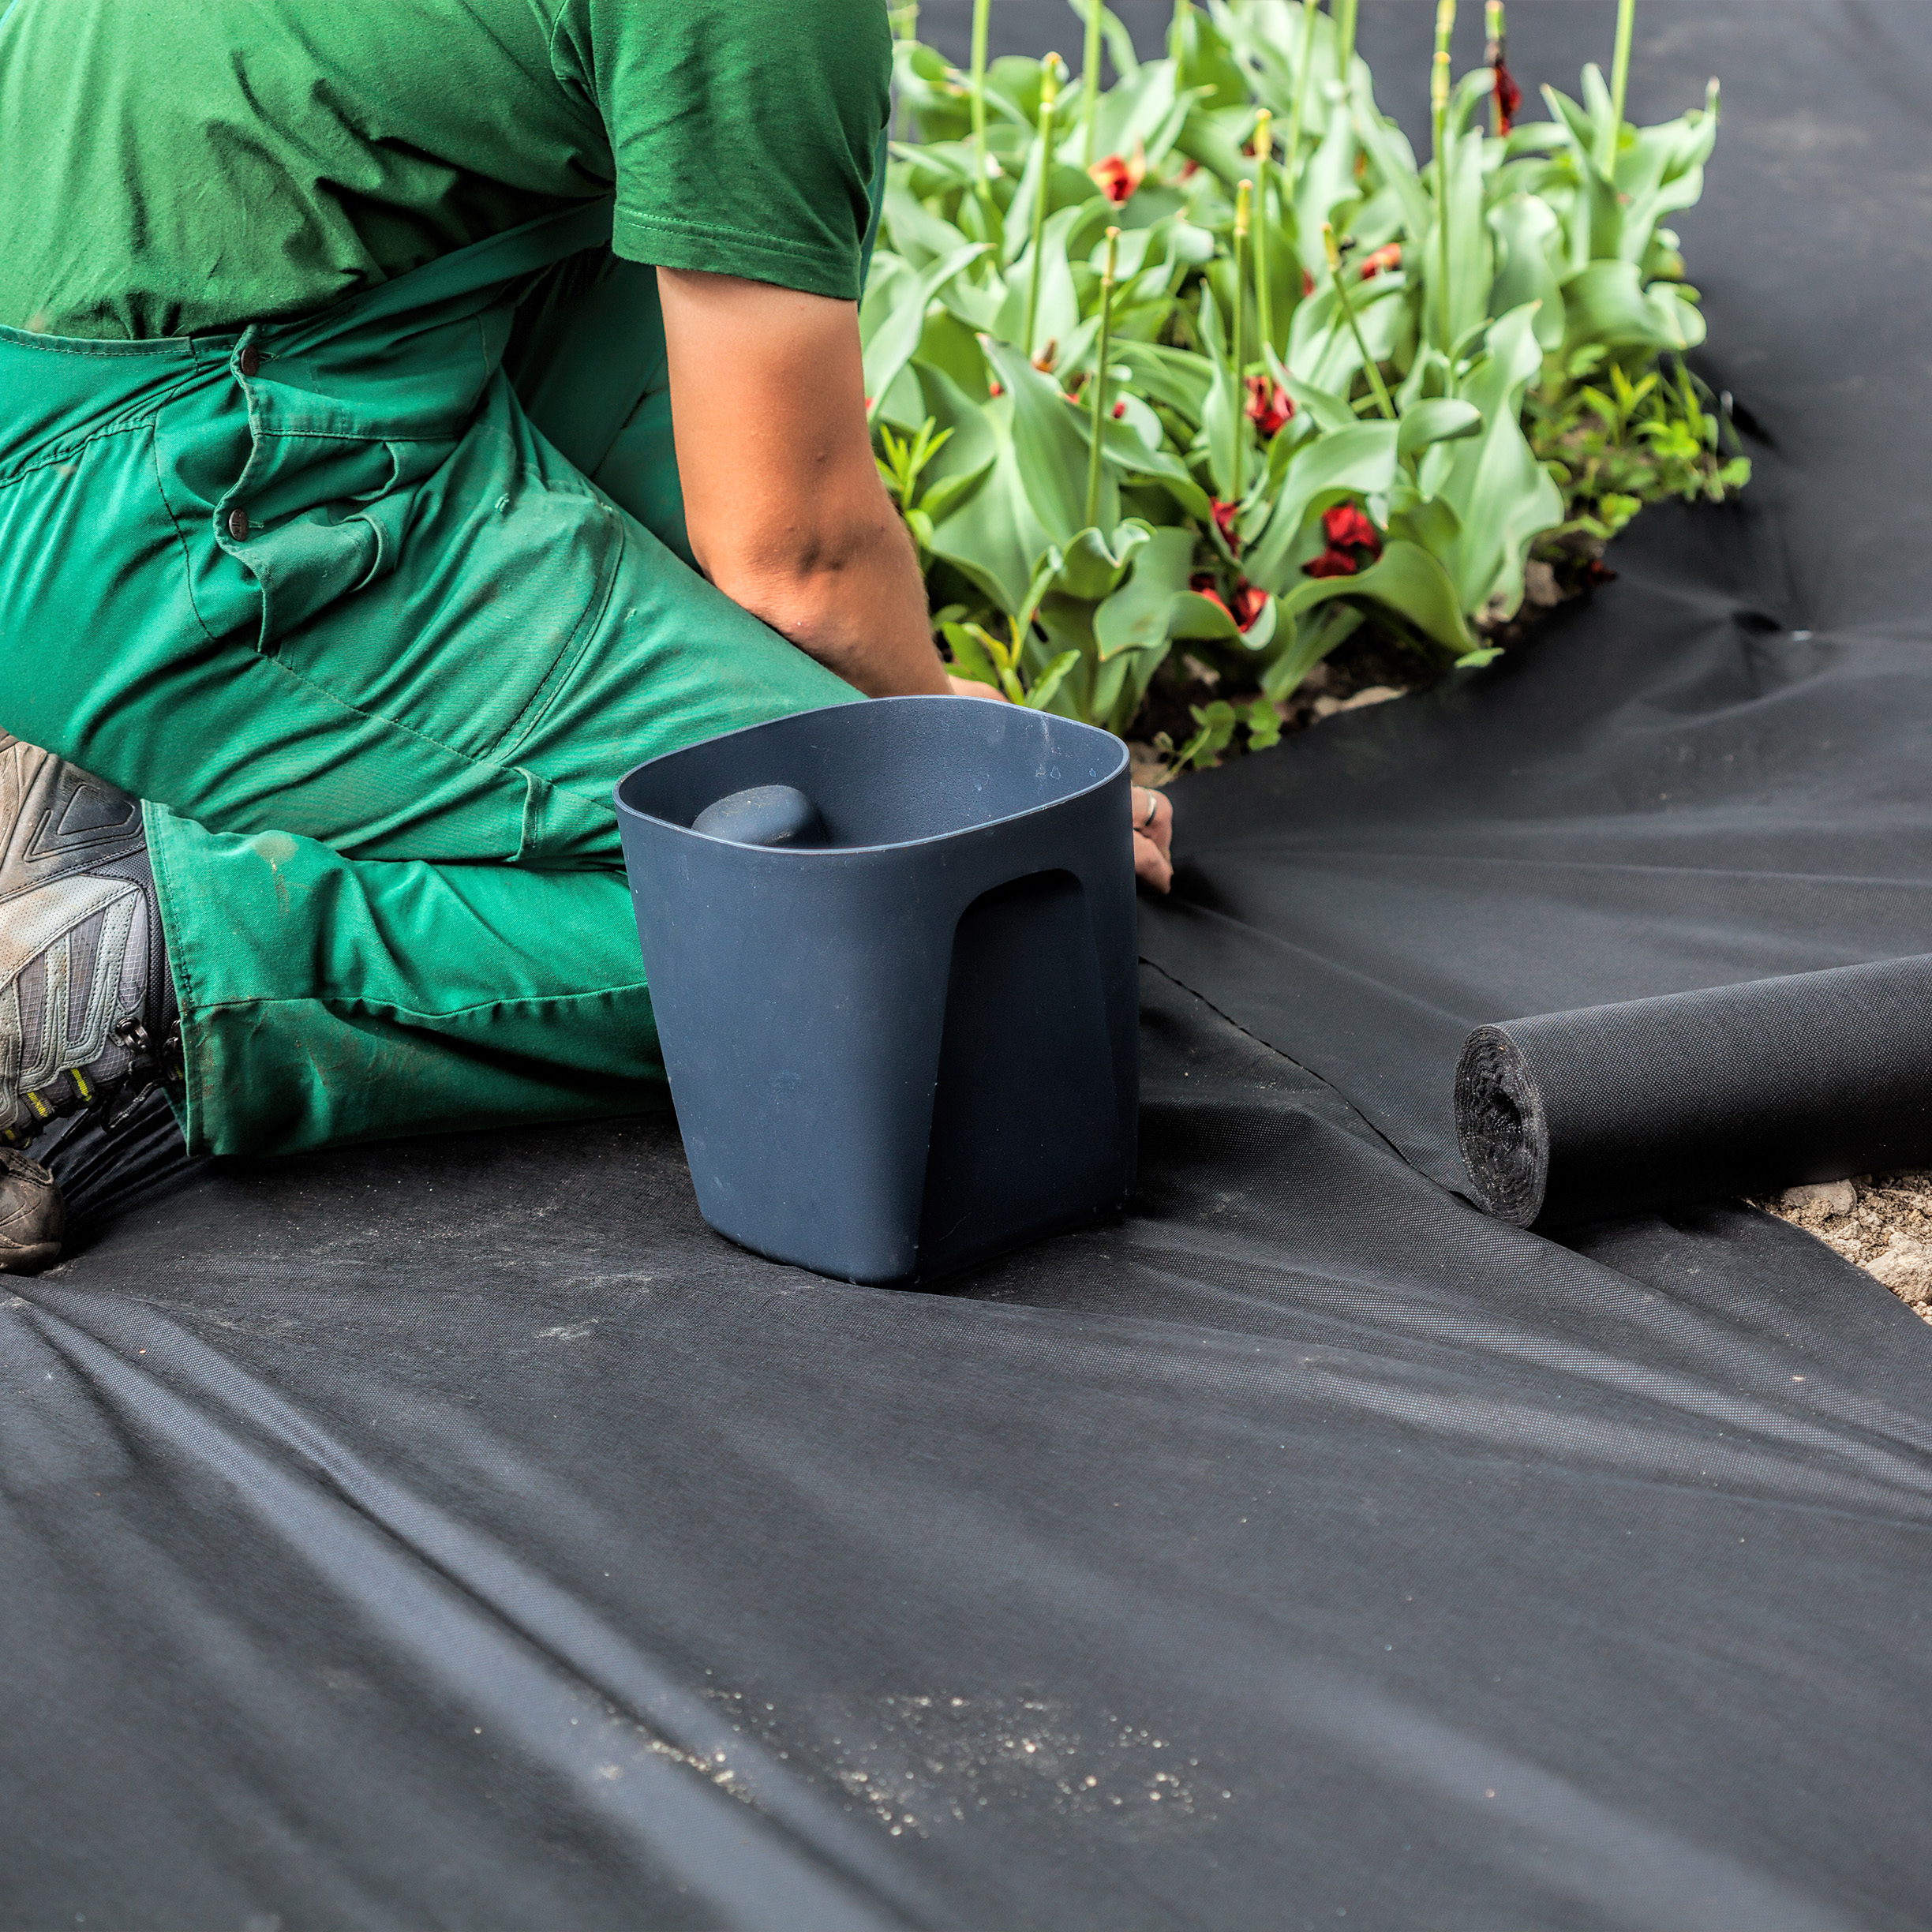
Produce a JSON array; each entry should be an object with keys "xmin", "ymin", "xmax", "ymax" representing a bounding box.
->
[{"xmin": 615, "ymin": 696, "xmax": 1139, "ymax": 1284}]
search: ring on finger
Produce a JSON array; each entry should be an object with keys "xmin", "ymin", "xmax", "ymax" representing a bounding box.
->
[{"xmin": 1142, "ymin": 792, "xmax": 1161, "ymax": 828}]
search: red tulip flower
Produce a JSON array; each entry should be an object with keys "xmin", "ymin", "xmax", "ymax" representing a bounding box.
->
[
  {"xmin": 1189, "ymin": 571, "xmax": 1235, "ymax": 623},
  {"xmin": 1245, "ymin": 375, "xmax": 1294, "ymax": 436},
  {"xmin": 1358, "ymin": 242, "xmax": 1402, "ymax": 281},
  {"xmin": 1089, "ymin": 145, "xmax": 1147, "ymax": 204},
  {"xmin": 1493, "ymin": 58, "xmax": 1522, "ymax": 136},
  {"xmin": 1211, "ymin": 499, "xmax": 1241, "ymax": 551},
  {"xmin": 1303, "ymin": 502, "xmax": 1383, "ymax": 579},
  {"xmin": 1322, "ymin": 503, "xmax": 1383, "ymax": 555},
  {"xmin": 1231, "ymin": 584, "xmax": 1270, "ymax": 630},
  {"xmin": 1190, "ymin": 574, "xmax": 1269, "ymax": 632}
]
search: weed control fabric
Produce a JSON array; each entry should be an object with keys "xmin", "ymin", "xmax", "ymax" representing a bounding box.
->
[
  {"xmin": 11, "ymin": 5, "xmax": 1932, "ymax": 1930},
  {"xmin": 1454, "ymin": 957, "xmax": 1932, "ymax": 1227}
]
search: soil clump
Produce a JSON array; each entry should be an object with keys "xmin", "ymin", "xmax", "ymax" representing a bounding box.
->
[{"xmin": 1760, "ymin": 1174, "xmax": 1932, "ymax": 1324}]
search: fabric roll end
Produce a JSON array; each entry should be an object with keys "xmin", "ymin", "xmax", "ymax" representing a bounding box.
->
[{"xmin": 1454, "ymin": 1024, "xmax": 1549, "ymax": 1226}]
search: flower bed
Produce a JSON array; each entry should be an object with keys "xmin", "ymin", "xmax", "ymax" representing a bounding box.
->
[{"xmin": 871, "ymin": 0, "xmax": 1747, "ymax": 767}]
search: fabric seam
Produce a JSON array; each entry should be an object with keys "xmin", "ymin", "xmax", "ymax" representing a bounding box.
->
[
  {"xmin": 492, "ymin": 506, "xmax": 626, "ymax": 759},
  {"xmin": 1136, "ymin": 955, "xmax": 1421, "ymax": 1177},
  {"xmin": 148, "ymin": 429, "xmax": 222, "ymax": 646},
  {"xmin": 142, "ymin": 807, "xmax": 209, "ymax": 1158},
  {"xmin": 0, "ymin": 416, "xmax": 161, "ymax": 494},
  {"xmin": 191, "ymin": 983, "xmax": 652, "ymax": 1025},
  {"xmin": 613, "ymin": 207, "xmax": 853, "ymax": 273},
  {"xmin": 236, "ymin": 647, "xmax": 582, "ymax": 856}
]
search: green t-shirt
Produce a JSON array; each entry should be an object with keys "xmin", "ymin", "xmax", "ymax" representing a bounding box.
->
[{"xmin": 0, "ymin": 0, "xmax": 890, "ymax": 340}]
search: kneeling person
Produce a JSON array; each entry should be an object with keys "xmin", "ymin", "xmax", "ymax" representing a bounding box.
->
[{"xmin": 0, "ymin": 0, "xmax": 1174, "ymax": 1268}]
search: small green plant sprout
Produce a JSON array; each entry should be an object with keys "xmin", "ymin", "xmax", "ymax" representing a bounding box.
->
[
  {"xmin": 943, "ymin": 616, "xmax": 1081, "ymax": 711},
  {"xmin": 876, "ymin": 415, "xmax": 955, "ymax": 513},
  {"xmin": 1636, "ymin": 361, "xmax": 1752, "ymax": 501},
  {"xmin": 1171, "ymin": 694, "xmax": 1282, "ymax": 771}
]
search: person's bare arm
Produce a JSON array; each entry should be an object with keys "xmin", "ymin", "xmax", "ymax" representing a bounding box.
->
[
  {"xmin": 656, "ymin": 265, "xmax": 1174, "ymax": 889},
  {"xmin": 657, "ymin": 268, "xmax": 947, "ymax": 698}
]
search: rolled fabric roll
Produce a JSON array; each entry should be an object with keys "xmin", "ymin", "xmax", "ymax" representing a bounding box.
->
[{"xmin": 1454, "ymin": 955, "xmax": 1932, "ymax": 1228}]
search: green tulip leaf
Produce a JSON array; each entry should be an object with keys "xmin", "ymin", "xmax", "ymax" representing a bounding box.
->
[
  {"xmin": 1397, "ymin": 398, "xmax": 1484, "ymax": 459},
  {"xmin": 882, "ymin": 179, "xmax": 974, "ymax": 271},
  {"xmin": 1422, "ymin": 303, "xmax": 1564, "ymax": 616},
  {"xmin": 1169, "ymin": 2, "xmax": 1249, "ymax": 113},
  {"xmin": 1278, "ymin": 373, "xmax": 1360, "ymax": 437},
  {"xmin": 1023, "ymin": 649, "xmax": 1084, "ymax": 710},
  {"xmin": 940, "ymin": 620, "xmax": 1002, "ymax": 688},
  {"xmin": 1167, "ymin": 590, "xmax": 1242, "ymax": 642},
  {"xmin": 1348, "ymin": 91, "xmax": 1432, "ymax": 243},
  {"xmin": 1093, "ymin": 526, "xmax": 1198, "ymax": 659},
  {"xmin": 1278, "ymin": 537, "xmax": 1473, "ymax": 655},
  {"xmin": 1228, "ymin": 592, "xmax": 1279, "ymax": 653},
  {"xmin": 1488, "ymin": 193, "xmax": 1567, "ymax": 350},
  {"xmin": 1109, "ymin": 339, "xmax": 1214, "ymax": 423},
  {"xmin": 1053, "ymin": 521, "xmax": 1153, "ymax": 603},
  {"xmin": 925, "ymin": 395, "xmax": 1051, "ymax": 616},
  {"xmin": 1561, "ymin": 260, "xmax": 1699, "ymax": 354},
  {"xmin": 1242, "ymin": 421, "xmax": 1400, "ymax": 593},
  {"xmin": 998, "ymin": 198, "xmax": 1110, "ymax": 355},
  {"xmin": 863, "ymin": 242, "xmax": 992, "ymax": 425},
  {"xmin": 982, "ymin": 339, "xmax": 1118, "ymax": 547}
]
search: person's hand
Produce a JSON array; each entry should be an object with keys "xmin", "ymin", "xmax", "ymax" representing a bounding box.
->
[
  {"xmin": 945, "ymin": 675, "xmax": 1005, "ymax": 702},
  {"xmin": 1131, "ymin": 785, "xmax": 1174, "ymax": 893}
]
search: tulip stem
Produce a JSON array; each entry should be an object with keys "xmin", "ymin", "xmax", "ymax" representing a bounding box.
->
[
  {"xmin": 1282, "ymin": 0, "xmax": 1320, "ymax": 204},
  {"xmin": 1080, "ymin": 0, "xmax": 1103, "ymax": 167},
  {"xmin": 971, "ymin": 0, "xmax": 993, "ymax": 209},
  {"xmin": 1604, "ymin": 0, "xmax": 1634, "ymax": 174},
  {"xmin": 1431, "ymin": 0, "xmax": 1455, "ymax": 352},
  {"xmin": 1023, "ymin": 54, "xmax": 1062, "ymax": 358},
  {"xmin": 1230, "ymin": 180, "xmax": 1251, "ymax": 504},
  {"xmin": 1084, "ymin": 226, "xmax": 1121, "ymax": 531},
  {"xmin": 1324, "ymin": 223, "xmax": 1396, "ymax": 421},
  {"xmin": 1485, "ymin": 1, "xmax": 1506, "ymax": 138},
  {"xmin": 1252, "ymin": 110, "xmax": 1274, "ymax": 356},
  {"xmin": 1333, "ymin": 0, "xmax": 1357, "ymax": 80}
]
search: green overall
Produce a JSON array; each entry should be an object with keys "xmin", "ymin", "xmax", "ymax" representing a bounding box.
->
[{"xmin": 0, "ymin": 199, "xmax": 855, "ymax": 1156}]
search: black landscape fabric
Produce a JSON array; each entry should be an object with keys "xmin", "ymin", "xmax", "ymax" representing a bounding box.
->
[{"xmin": 10, "ymin": 4, "xmax": 1932, "ymax": 1929}]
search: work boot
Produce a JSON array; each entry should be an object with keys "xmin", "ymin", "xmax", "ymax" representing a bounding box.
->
[
  {"xmin": 0, "ymin": 734, "xmax": 180, "ymax": 1272},
  {"xmin": 0, "ymin": 1148, "xmax": 62, "ymax": 1271}
]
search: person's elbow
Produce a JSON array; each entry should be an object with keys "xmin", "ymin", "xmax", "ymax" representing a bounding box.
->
[{"xmin": 695, "ymin": 494, "xmax": 911, "ymax": 635}]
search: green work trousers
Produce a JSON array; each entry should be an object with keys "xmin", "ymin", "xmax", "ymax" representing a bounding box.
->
[{"xmin": 0, "ymin": 199, "xmax": 854, "ymax": 1155}]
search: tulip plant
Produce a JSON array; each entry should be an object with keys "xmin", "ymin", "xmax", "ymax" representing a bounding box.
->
[{"xmin": 872, "ymin": 0, "xmax": 1745, "ymax": 764}]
